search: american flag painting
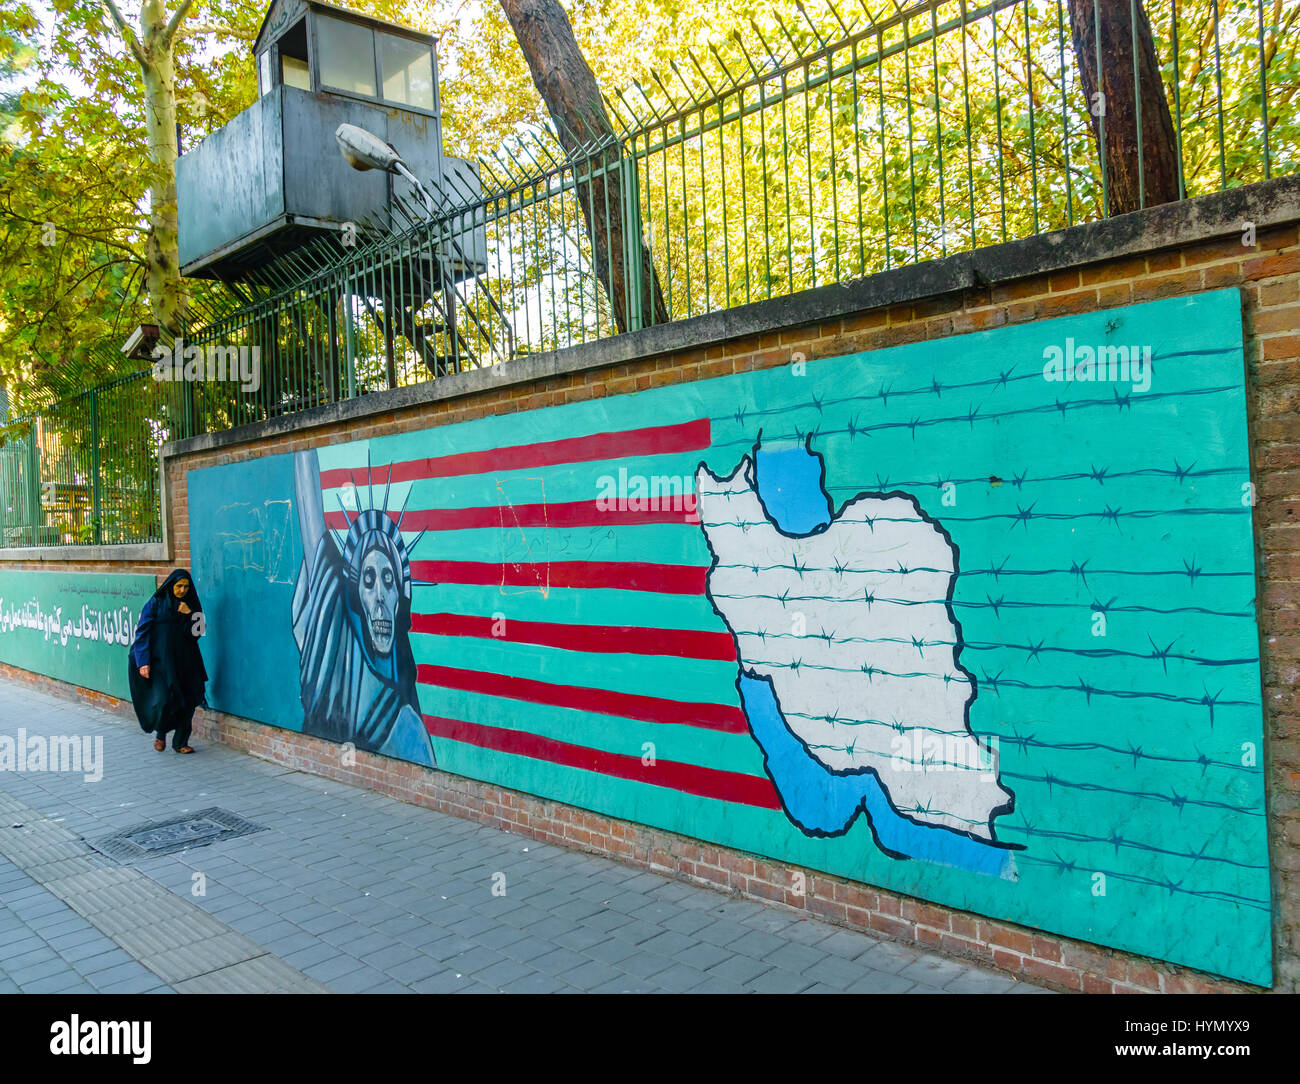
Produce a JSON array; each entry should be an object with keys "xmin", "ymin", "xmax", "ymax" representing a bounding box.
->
[{"xmin": 313, "ymin": 416, "xmax": 784, "ymax": 812}]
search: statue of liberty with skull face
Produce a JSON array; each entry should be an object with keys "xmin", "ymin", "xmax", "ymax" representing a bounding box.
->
[{"xmin": 291, "ymin": 449, "xmax": 437, "ymax": 767}]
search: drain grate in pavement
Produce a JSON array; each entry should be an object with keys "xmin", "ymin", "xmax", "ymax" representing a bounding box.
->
[{"xmin": 88, "ymin": 807, "xmax": 266, "ymax": 862}]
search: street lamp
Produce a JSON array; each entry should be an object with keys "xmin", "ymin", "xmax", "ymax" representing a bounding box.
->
[
  {"xmin": 334, "ymin": 123, "xmax": 438, "ymax": 217},
  {"xmin": 334, "ymin": 122, "xmax": 457, "ymax": 372}
]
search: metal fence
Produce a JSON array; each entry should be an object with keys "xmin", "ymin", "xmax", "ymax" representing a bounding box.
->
[
  {"xmin": 0, "ymin": 369, "xmax": 170, "ymax": 547},
  {"xmin": 3, "ymin": 0, "xmax": 1295, "ymax": 546}
]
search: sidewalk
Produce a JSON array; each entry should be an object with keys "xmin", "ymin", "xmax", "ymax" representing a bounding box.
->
[{"xmin": 0, "ymin": 678, "xmax": 1047, "ymax": 994}]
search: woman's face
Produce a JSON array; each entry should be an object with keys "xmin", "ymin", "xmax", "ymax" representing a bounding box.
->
[{"xmin": 172, "ymin": 578, "xmax": 190, "ymax": 599}]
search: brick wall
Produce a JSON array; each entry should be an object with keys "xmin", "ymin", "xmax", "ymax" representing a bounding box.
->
[{"xmin": 3, "ymin": 216, "xmax": 1296, "ymax": 993}]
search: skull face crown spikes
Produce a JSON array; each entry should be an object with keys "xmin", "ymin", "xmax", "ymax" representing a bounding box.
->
[{"xmin": 360, "ymin": 549, "xmax": 398, "ymax": 656}]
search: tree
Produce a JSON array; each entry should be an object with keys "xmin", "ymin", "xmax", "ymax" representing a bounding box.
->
[
  {"xmin": 1067, "ymin": 0, "xmax": 1181, "ymax": 215},
  {"xmin": 498, "ymin": 0, "xmax": 668, "ymax": 332},
  {"xmin": 99, "ymin": 0, "xmax": 197, "ymax": 335},
  {"xmin": 0, "ymin": 0, "xmax": 266, "ymax": 410}
]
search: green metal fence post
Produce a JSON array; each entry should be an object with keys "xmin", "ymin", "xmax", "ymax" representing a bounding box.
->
[
  {"xmin": 621, "ymin": 150, "xmax": 647, "ymax": 333},
  {"xmin": 90, "ymin": 389, "xmax": 102, "ymax": 546},
  {"xmin": 343, "ymin": 275, "xmax": 358, "ymax": 394},
  {"xmin": 26, "ymin": 422, "xmax": 39, "ymax": 546}
]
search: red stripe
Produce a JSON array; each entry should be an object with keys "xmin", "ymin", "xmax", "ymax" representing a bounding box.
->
[
  {"xmin": 320, "ymin": 417, "xmax": 711, "ymax": 488},
  {"xmin": 423, "ymin": 714, "xmax": 780, "ymax": 810},
  {"xmin": 417, "ymin": 663, "xmax": 748, "ymax": 733},
  {"xmin": 411, "ymin": 560, "xmax": 707, "ymax": 595},
  {"xmin": 411, "ymin": 612, "xmax": 737, "ymax": 662},
  {"xmin": 324, "ymin": 497, "xmax": 699, "ymax": 533}
]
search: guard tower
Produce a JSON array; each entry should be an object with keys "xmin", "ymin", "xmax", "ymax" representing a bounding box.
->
[{"xmin": 177, "ymin": 0, "xmax": 484, "ymax": 283}]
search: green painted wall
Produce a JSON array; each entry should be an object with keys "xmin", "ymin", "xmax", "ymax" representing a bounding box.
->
[{"xmin": 0, "ymin": 570, "xmax": 157, "ymax": 700}]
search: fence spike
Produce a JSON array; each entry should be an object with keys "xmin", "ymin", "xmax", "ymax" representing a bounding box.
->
[
  {"xmin": 731, "ymin": 30, "xmax": 764, "ymax": 78},
  {"xmin": 795, "ymin": 0, "xmax": 829, "ymax": 48},
  {"xmin": 649, "ymin": 69, "xmax": 683, "ymax": 111},
  {"xmin": 749, "ymin": 17, "xmax": 785, "ymax": 70},
  {"xmin": 707, "ymin": 42, "xmax": 742, "ymax": 89},
  {"xmin": 772, "ymin": 11, "xmax": 804, "ymax": 57},
  {"xmin": 686, "ymin": 48, "xmax": 721, "ymax": 96},
  {"xmin": 824, "ymin": 0, "xmax": 853, "ymax": 36},
  {"xmin": 631, "ymin": 78, "xmax": 671, "ymax": 124},
  {"xmin": 668, "ymin": 58, "xmax": 697, "ymax": 101},
  {"xmin": 603, "ymin": 92, "xmax": 633, "ymax": 136}
]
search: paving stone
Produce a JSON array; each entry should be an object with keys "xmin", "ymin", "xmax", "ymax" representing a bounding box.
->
[
  {"xmin": 817, "ymin": 928, "xmax": 886, "ymax": 961},
  {"xmin": 763, "ymin": 940, "xmax": 829, "ymax": 974},
  {"xmin": 86, "ymin": 959, "xmax": 156, "ymax": 988},
  {"xmin": 282, "ymin": 941, "xmax": 340, "ymax": 971},
  {"xmin": 523, "ymin": 946, "xmax": 588, "ymax": 976},
  {"xmin": 97, "ymin": 972, "xmax": 172, "ymax": 994},
  {"xmin": 22, "ymin": 972, "xmax": 92, "ymax": 994},
  {"xmin": 681, "ymin": 974, "xmax": 747, "ymax": 994},
  {"xmin": 496, "ymin": 971, "xmax": 577, "ymax": 994},
  {"xmin": 6, "ymin": 945, "xmax": 61, "ymax": 973},
  {"xmin": 637, "ymin": 929, "xmax": 701, "ymax": 958},
  {"xmin": 615, "ymin": 951, "xmax": 675, "ymax": 980},
  {"xmin": 856, "ymin": 939, "xmax": 926, "ymax": 974},
  {"xmin": 581, "ymin": 937, "xmax": 642, "ymax": 967},
  {"xmin": 801, "ymin": 952, "xmax": 871, "ymax": 990},
  {"xmin": 552, "ymin": 924, "xmax": 615, "ymax": 952},
  {"xmin": 725, "ymin": 928, "xmax": 789, "ymax": 960},
  {"xmin": 673, "ymin": 940, "xmax": 734, "ymax": 972},
  {"xmin": 694, "ymin": 918, "xmax": 753, "ymax": 948},
  {"xmin": 704, "ymin": 953, "xmax": 774, "ymax": 986},
  {"xmin": 472, "ymin": 958, "xmax": 537, "ymax": 990},
  {"xmin": 640, "ymin": 962, "xmax": 709, "ymax": 992},
  {"xmin": 303, "ymin": 952, "xmax": 367, "ymax": 984},
  {"xmin": 465, "ymin": 924, "xmax": 532, "ymax": 954},
  {"xmin": 260, "ymin": 931, "xmax": 321, "ymax": 959},
  {"xmin": 605, "ymin": 918, "xmax": 665, "ymax": 945},
  {"xmin": 422, "ymin": 934, "xmax": 478, "ymax": 962},
  {"xmin": 659, "ymin": 909, "xmax": 716, "ymax": 938},
  {"xmin": 382, "ymin": 953, "xmax": 443, "ymax": 985},
  {"xmin": 844, "ymin": 969, "xmax": 918, "ymax": 994},
  {"xmin": 896, "ymin": 954, "xmax": 978, "ymax": 990},
  {"xmin": 359, "ymin": 942, "xmax": 417, "ymax": 971},
  {"xmin": 743, "ymin": 968, "xmax": 817, "ymax": 993},
  {"xmin": 321, "ymin": 963, "xmax": 392, "ymax": 993}
]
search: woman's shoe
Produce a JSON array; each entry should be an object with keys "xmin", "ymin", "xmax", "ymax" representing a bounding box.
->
[
  {"xmin": 153, "ymin": 739, "xmax": 165, "ymax": 752},
  {"xmin": 176, "ymin": 746, "xmax": 194, "ymax": 754}
]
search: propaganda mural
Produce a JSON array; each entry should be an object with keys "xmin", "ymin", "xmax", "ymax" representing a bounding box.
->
[
  {"xmin": 0, "ymin": 570, "xmax": 156, "ymax": 699},
  {"xmin": 187, "ymin": 288, "xmax": 1271, "ymax": 985}
]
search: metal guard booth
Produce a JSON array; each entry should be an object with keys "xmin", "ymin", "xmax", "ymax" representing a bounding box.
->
[{"xmin": 177, "ymin": 0, "xmax": 485, "ymax": 284}]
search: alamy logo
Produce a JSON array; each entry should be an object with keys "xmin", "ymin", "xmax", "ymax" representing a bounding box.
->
[
  {"xmin": 0, "ymin": 729, "xmax": 103, "ymax": 782},
  {"xmin": 1041, "ymin": 337, "xmax": 1152, "ymax": 392},
  {"xmin": 152, "ymin": 337, "xmax": 262, "ymax": 393},
  {"xmin": 50, "ymin": 1016, "xmax": 150, "ymax": 1064},
  {"xmin": 596, "ymin": 469, "xmax": 699, "ymax": 523}
]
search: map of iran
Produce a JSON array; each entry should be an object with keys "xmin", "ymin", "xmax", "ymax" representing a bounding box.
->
[{"xmin": 696, "ymin": 439, "xmax": 1018, "ymax": 875}]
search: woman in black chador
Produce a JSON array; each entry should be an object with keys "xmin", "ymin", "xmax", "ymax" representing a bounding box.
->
[{"xmin": 128, "ymin": 570, "xmax": 207, "ymax": 754}]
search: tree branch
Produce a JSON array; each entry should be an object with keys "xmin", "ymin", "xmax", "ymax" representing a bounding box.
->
[
  {"xmin": 100, "ymin": 0, "xmax": 145, "ymax": 66},
  {"xmin": 0, "ymin": 210, "xmax": 142, "ymax": 260},
  {"xmin": 163, "ymin": 0, "xmax": 199, "ymax": 47},
  {"xmin": 176, "ymin": 23, "xmax": 257, "ymax": 42}
]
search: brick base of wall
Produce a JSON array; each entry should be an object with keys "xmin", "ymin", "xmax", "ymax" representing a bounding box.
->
[{"xmin": 0, "ymin": 661, "xmax": 1260, "ymax": 994}]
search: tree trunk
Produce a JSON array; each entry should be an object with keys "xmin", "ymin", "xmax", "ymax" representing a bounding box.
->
[
  {"xmin": 498, "ymin": 0, "xmax": 668, "ymax": 333},
  {"xmin": 1068, "ymin": 0, "xmax": 1181, "ymax": 215},
  {"xmin": 138, "ymin": 0, "xmax": 186, "ymax": 334}
]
